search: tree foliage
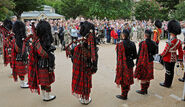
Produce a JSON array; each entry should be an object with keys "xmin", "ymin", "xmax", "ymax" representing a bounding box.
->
[
  {"xmin": 84, "ymin": 0, "xmax": 133, "ymax": 19},
  {"xmin": 134, "ymin": 0, "xmax": 161, "ymax": 21},
  {"xmin": 170, "ymin": 1, "xmax": 185, "ymax": 21},
  {"xmin": 59, "ymin": 0, "xmax": 133, "ymax": 19},
  {"xmin": 59, "ymin": 0, "xmax": 87, "ymax": 19},
  {"xmin": 155, "ymin": 0, "xmax": 181, "ymax": 20},
  {"xmin": 13, "ymin": 0, "xmax": 43, "ymax": 19},
  {"xmin": 156, "ymin": 0, "xmax": 179, "ymax": 11},
  {"xmin": 0, "ymin": 0, "xmax": 15, "ymax": 21}
]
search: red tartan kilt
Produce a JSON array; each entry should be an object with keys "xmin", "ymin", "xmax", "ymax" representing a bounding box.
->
[
  {"xmin": 121, "ymin": 68, "xmax": 134, "ymax": 86},
  {"xmin": 38, "ymin": 69, "xmax": 55, "ymax": 86},
  {"xmin": 134, "ymin": 62, "xmax": 154, "ymax": 81},
  {"xmin": 72, "ymin": 68, "xmax": 92, "ymax": 97},
  {"xmin": 13, "ymin": 61, "xmax": 27, "ymax": 76},
  {"xmin": 4, "ymin": 56, "xmax": 11, "ymax": 65},
  {"xmin": 4, "ymin": 53, "xmax": 11, "ymax": 65}
]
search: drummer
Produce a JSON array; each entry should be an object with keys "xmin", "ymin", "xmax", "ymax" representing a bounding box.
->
[{"xmin": 160, "ymin": 20, "xmax": 183, "ymax": 88}]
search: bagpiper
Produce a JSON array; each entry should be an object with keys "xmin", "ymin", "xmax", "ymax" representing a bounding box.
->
[
  {"xmin": 66, "ymin": 21, "xmax": 98, "ymax": 105},
  {"xmin": 160, "ymin": 20, "xmax": 183, "ymax": 88},
  {"xmin": 28, "ymin": 21, "xmax": 56, "ymax": 101},
  {"xmin": 115, "ymin": 29, "xmax": 137, "ymax": 100},
  {"xmin": 134, "ymin": 29, "xmax": 158, "ymax": 95},
  {"xmin": 0, "ymin": 19, "xmax": 14, "ymax": 67},
  {"xmin": 11, "ymin": 21, "xmax": 29, "ymax": 88}
]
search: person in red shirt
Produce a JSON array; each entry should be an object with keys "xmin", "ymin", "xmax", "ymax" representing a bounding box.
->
[
  {"xmin": 153, "ymin": 20, "xmax": 162, "ymax": 53},
  {"xmin": 111, "ymin": 28, "xmax": 118, "ymax": 44},
  {"xmin": 160, "ymin": 20, "xmax": 183, "ymax": 88}
]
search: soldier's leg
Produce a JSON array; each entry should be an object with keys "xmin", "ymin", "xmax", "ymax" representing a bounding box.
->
[{"xmin": 160, "ymin": 62, "xmax": 175, "ymax": 88}]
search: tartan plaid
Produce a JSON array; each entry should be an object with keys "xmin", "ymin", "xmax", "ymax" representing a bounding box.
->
[
  {"xmin": 88, "ymin": 33, "xmax": 96, "ymax": 62},
  {"xmin": 28, "ymin": 39, "xmax": 52, "ymax": 95},
  {"xmin": 134, "ymin": 41, "xmax": 154, "ymax": 81},
  {"xmin": 38, "ymin": 69, "xmax": 55, "ymax": 86},
  {"xmin": 115, "ymin": 42, "xmax": 134, "ymax": 86},
  {"xmin": 11, "ymin": 39, "xmax": 27, "ymax": 81},
  {"xmin": 141, "ymin": 82, "xmax": 150, "ymax": 91},
  {"xmin": 121, "ymin": 85, "xmax": 130, "ymax": 96},
  {"xmin": 72, "ymin": 44, "xmax": 92, "ymax": 100},
  {"xmin": 2, "ymin": 32, "xmax": 14, "ymax": 65},
  {"xmin": 28, "ymin": 44, "xmax": 39, "ymax": 94}
]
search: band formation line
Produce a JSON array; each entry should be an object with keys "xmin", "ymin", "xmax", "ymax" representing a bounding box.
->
[{"xmin": 0, "ymin": 19, "xmax": 185, "ymax": 105}]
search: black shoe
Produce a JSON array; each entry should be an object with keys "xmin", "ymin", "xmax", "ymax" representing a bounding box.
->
[
  {"xmin": 116, "ymin": 95, "xmax": 127, "ymax": 100},
  {"xmin": 159, "ymin": 83, "xmax": 170, "ymax": 88},
  {"xmin": 178, "ymin": 78, "xmax": 185, "ymax": 82},
  {"xmin": 136, "ymin": 90, "xmax": 147, "ymax": 95}
]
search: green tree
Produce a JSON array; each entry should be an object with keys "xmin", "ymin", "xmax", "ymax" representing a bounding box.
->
[
  {"xmin": 0, "ymin": 0, "xmax": 15, "ymax": 21},
  {"xmin": 134, "ymin": 0, "xmax": 160, "ymax": 21},
  {"xmin": 85, "ymin": 0, "xmax": 133, "ymax": 19},
  {"xmin": 156, "ymin": 0, "xmax": 180, "ymax": 11},
  {"xmin": 59, "ymin": 0, "xmax": 133, "ymax": 19},
  {"xmin": 42, "ymin": 0, "xmax": 62, "ymax": 14},
  {"xmin": 155, "ymin": 0, "xmax": 180, "ymax": 20},
  {"xmin": 170, "ymin": 1, "xmax": 185, "ymax": 21},
  {"xmin": 59, "ymin": 0, "xmax": 87, "ymax": 19},
  {"xmin": 13, "ymin": 0, "xmax": 43, "ymax": 20}
]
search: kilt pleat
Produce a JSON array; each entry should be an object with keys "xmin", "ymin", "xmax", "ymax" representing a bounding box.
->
[{"xmin": 38, "ymin": 69, "xmax": 55, "ymax": 86}]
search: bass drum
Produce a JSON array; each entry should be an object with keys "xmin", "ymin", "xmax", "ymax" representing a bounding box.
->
[{"xmin": 153, "ymin": 54, "xmax": 164, "ymax": 70}]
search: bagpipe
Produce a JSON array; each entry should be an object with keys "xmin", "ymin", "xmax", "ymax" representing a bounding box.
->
[
  {"xmin": 0, "ymin": 25, "xmax": 15, "ymax": 43},
  {"xmin": 21, "ymin": 24, "xmax": 37, "ymax": 64},
  {"xmin": 65, "ymin": 34, "xmax": 98, "ymax": 74},
  {"xmin": 65, "ymin": 38, "xmax": 87, "ymax": 59}
]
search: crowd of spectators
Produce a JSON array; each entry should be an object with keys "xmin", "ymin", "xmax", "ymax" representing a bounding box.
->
[{"xmin": 0, "ymin": 17, "xmax": 185, "ymax": 53}]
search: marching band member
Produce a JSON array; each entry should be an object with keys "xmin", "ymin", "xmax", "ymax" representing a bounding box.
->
[
  {"xmin": 66, "ymin": 21, "xmax": 98, "ymax": 105},
  {"xmin": 28, "ymin": 21, "xmax": 56, "ymax": 101},
  {"xmin": 115, "ymin": 29, "xmax": 137, "ymax": 100},
  {"xmin": 1, "ymin": 19, "xmax": 13, "ymax": 67},
  {"xmin": 11, "ymin": 21, "xmax": 29, "ymax": 88},
  {"xmin": 135, "ymin": 29, "xmax": 157, "ymax": 95},
  {"xmin": 160, "ymin": 20, "xmax": 183, "ymax": 88}
]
